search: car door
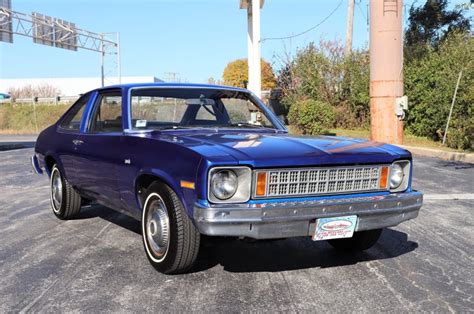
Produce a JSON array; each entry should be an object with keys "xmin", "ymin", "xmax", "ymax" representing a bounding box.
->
[
  {"xmin": 72, "ymin": 89, "xmax": 124, "ymax": 210},
  {"xmin": 56, "ymin": 93, "xmax": 92, "ymax": 185}
]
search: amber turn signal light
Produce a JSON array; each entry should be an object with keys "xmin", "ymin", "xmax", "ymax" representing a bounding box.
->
[
  {"xmin": 256, "ymin": 172, "xmax": 267, "ymax": 196},
  {"xmin": 379, "ymin": 166, "xmax": 389, "ymax": 189},
  {"xmin": 180, "ymin": 180, "xmax": 195, "ymax": 190}
]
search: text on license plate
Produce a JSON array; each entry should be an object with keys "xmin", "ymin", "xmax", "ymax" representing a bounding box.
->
[{"xmin": 312, "ymin": 215, "xmax": 358, "ymax": 241}]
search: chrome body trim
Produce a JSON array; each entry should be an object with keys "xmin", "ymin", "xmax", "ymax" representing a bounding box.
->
[
  {"xmin": 194, "ymin": 191, "xmax": 423, "ymax": 239},
  {"xmin": 390, "ymin": 160, "xmax": 411, "ymax": 192},
  {"xmin": 125, "ymin": 85, "xmax": 286, "ymax": 133},
  {"xmin": 207, "ymin": 166, "xmax": 252, "ymax": 204}
]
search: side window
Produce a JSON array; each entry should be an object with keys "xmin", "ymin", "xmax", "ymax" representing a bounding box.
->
[
  {"xmin": 89, "ymin": 91, "xmax": 123, "ymax": 133},
  {"xmin": 59, "ymin": 93, "xmax": 90, "ymax": 131}
]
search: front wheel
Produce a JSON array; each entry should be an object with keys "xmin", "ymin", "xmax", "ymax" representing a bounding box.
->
[
  {"xmin": 141, "ymin": 182, "xmax": 200, "ymax": 274},
  {"xmin": 327, "ymin": 228, "xmax": 383, "ymax": 251}
]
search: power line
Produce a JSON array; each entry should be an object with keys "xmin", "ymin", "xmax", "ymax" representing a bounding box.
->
[
  {"xmin": 260, "ymin": 0, "xmax": 344, "ymax": 43},
  {"xmin": 356, "ymin": 0, "xmax": 368, "ymax": 26}
]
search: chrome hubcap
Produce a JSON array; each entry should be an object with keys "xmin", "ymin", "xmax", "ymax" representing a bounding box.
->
[
  {"xmin": 51, "ymin": 169, "xmax": 63, "ymax": 212},
  {"xmin": 145, "ymin": 196, "xmax": 170, "ymax": 260}
]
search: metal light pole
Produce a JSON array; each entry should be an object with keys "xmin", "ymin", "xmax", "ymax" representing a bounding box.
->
[
  {"xmin": 100, "ymin": 33, "xmax": 105, "ymax": 87},
  {"xmin": 369, "ymin": 0, "xmax": 404, "ymax": 144},
  {"xmin": 247, "ymin": 4, "xmax": 253, "ymax": 92},
  {"xmin": 240, "ymin": 0, "xmax": 264, "ymax": 98},
  {"xmin": 117, "ymin": 32, "xmax": 121, "ymax": 84}
]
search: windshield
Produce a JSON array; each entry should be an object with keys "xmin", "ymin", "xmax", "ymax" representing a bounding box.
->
[{"xmin": 129, "ymin": 88, "xmax": 277, "ymax": 130}]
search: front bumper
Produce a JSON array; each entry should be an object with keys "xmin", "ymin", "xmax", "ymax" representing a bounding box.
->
[{"xmin": 194, "ymin": 191, "xmax": 423, "ymax": 239}]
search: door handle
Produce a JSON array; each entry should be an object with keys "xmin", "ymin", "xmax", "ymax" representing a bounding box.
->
[{"xmin": 72, "ymin": 139, "xmax": 84, "ymax": 146}]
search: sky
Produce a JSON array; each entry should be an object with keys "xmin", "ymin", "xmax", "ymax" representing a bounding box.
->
[{"xmin": 0, "ymin": 0, "xmax": 470, "ymax": 83}]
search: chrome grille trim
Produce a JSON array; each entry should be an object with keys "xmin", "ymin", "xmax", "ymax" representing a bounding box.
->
[{"xmin": 253, "ymin": 165, "xmax": 389, "ymax": 199}]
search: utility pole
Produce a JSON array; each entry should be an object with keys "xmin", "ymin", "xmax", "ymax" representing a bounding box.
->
[
  {"xmin": 369, "ymin": 0, "xmax": 404, "ymax": 144},
  {"xmin": 345, "ymin": 0, "xmax": 355, "ymax": 56}
]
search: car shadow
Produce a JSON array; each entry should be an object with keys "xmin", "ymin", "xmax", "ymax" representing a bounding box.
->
[
  {"xmin": 73, "ymin": 204, "xmax": 418, "ymax": 273},
  {"xmin": 74, "ymin": 204, "xmax": 141, "ymax": 235},
  {"xmin": 191, "ymin": 228, "xmax": 418, "ymax": 273}
]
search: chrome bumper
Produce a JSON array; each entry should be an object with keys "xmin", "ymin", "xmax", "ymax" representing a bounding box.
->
[
  {"xmin": 31, "ymin": 154, "xmax": 43, "ymax": 174},
  {"xmin": 194, "ymin": 191, "xmax": 423, "ymax": 239}
]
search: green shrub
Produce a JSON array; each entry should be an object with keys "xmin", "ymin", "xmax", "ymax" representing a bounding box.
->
[
  {"xmin": 279, "ymin": 32, "xmax": 472, "ymax": 150},
  {"xmin": 278, "ymin": 40, "xmax": 370, "ymax": 129},
  {"xmin": 405, "ymin": 32, "xmax": 473, "ymax": 150},
  {"xmin": 288, "ymin": 98, "xmax": 335, "ymax": 135},
  {"xmin": 444, "ymin": 112, "xmax": 474, "ymax": 150}
]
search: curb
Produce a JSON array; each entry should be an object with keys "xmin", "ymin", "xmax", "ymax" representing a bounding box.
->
[
  {"xmin": 0, "ymin": 143, "xmax": 35, "ymax": 152},
  {"xmin": 399, "ymin": 145, "xmax": 474, "ymax": 164}
]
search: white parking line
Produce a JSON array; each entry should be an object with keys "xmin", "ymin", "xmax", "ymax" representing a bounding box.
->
[{"xmin": 424, "ymin": 194, "xmax": 474, "ymax": 200}]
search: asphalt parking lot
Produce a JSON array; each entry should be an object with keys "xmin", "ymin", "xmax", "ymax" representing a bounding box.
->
[{"xmin": 0, "ymin": 147, "xmax": 473, "ymax": 312}]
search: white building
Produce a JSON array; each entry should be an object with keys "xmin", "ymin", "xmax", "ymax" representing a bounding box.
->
[{"xmin": 0, "ymin": 76, "xmax": 163, "ymax": 96}]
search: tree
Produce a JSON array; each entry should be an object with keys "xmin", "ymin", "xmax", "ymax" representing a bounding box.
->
[
  {"xmin": 276, "ymin": 40, "xmax": 371, "ymax": 129},
  {"xmin": 405, "ymin": 32, "xmax": 473, "ymax": 149},
  {"xmin": 7, "ymin": 84, "xmax": 61, "ymax": 99},
  {"xmin": 405, "ymin": 0, "xmax": 471, "ymax": 62},
  {"xmin": 222, "ymin": 59, "xmax": 277, "ymax": 90},
  {"xmin": 206, "ymin": 76, "xmax": 223, "ymax": 85}
]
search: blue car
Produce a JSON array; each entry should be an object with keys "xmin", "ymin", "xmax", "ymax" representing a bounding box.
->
[{"xmin": 32, "ymin": 83, "xmax": 423, "ymax": 274}]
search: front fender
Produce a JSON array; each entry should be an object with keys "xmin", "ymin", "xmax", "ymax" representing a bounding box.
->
[{"xmin": 135, "ymin": 162, "xmax": 202, "ymax": 220}]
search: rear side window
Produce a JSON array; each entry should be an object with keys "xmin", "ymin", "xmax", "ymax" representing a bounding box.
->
[
  {"xmin": 89, "ymin": 91, "xmax": 123, "ymax": 133},
  {"xmin": 59, "ymin": 93, "xmax": 90, "ymax": 131}
]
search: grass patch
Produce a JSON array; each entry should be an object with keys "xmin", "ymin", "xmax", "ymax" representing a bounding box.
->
[{"xmin": 0, "ymin": 103, "xmax": 70, "ymax": 133}]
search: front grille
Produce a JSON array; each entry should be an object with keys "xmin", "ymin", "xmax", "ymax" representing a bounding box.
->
[{"xmin": 256, "ymin": 165, "xmax": 388, "ymax": 198}]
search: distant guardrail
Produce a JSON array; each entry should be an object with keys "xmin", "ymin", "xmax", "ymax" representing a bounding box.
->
[{"xmin": 0, "ymin": 96, "xmax": 79, "ymax": 104}]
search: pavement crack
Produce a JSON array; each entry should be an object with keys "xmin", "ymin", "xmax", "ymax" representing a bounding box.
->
[
  {"xmin": 280, "ymin": 272, "xmax": 298, "ymax": 312},
  {"xmin": 365, "ymin": 261, "xmax": 414, "ymax": 311},
  {"xmin": 19, "ymin": 278, "xmax": 61, "ymax": 313}
]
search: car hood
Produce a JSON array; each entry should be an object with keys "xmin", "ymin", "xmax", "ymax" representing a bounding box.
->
[{"xmin": 157, "ymin": 131, "xmax": 411, "ymax": 168}]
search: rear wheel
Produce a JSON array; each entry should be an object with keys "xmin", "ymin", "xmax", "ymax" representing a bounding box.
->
[
  {"xmin": 50, "ymin": 165, "xmax": 82, "ymax": 219},
  {"xmin": 141, "ymin": 182, "xmax": 200, "ymax": 274},
  {"xmin": 328, "ymin": 228, "xmax": 383, "ymax": 251}
]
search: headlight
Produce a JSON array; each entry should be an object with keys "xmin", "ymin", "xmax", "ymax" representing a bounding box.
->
[
  {"xmin": 389, "ymin": 163, "xmax": 404, "ymax": 189},
  {"xmin": 210, "ymin": 170, "xmax": 238, "ymax": 200},
  {"xmin": 389, "ymin": 161, "xmax": 411, "ymax": 192},
  {"xmin": 208, "ymin": 167, "xmax": 252, "ymax": 203}
]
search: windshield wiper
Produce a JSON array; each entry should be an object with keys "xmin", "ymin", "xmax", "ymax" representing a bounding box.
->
[
  {"xmin": 224, "ymin": 123, "xmax": 275, "ymax": 129},
  {"xmin": 159, "ymin": 125, "xmax": 219, "ymax": 130},
  {"xmin": 158, "ymin": 123, "xmax": 276, "ymax": 130},
  {"xmin": 158, "ymin": 125, "xmax": 193, "ymax": 130}
]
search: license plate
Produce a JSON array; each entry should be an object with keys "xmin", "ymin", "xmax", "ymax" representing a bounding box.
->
[{"xmin": 312, "ymin": 215, "xmax": 358, "ymax": 241}]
